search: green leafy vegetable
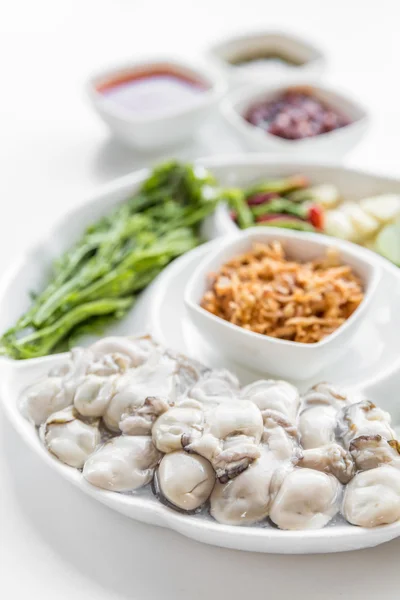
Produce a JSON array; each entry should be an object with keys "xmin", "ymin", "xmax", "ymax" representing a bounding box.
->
[
  {"xmin": 250, "ymin": 198, "xmax": 308, "ymax": 219},
  {"xmin": 245, "ymin": 175, "xmax": 309, "ymax": 198},
  {"xmin": 0, "ymin": 161, "xmax": 221, "ymax": 359},
  {"xmin": 226, "ymin": 189, "xmax": 254, "ymax": 228}
]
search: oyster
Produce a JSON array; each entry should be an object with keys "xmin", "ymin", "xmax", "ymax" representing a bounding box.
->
[
  {"xmin": 302, "ymin": 382, "xmax": 350, "ymax": 408},
  {"xmin": 298, "ymin": 381, "xmax": 353, "ymax": 450},
  {"xmin": 68, "ymin": 347, "xmax": 131, "ymax": 378},
  {"xmin": 296, "ymin": 443, "xmax": 355, "ymax": 484},
  {"xmin": 21, "ymin": 377, "xmax": 74, "ymax": 426},
  {"xmin": 153, "ymin": 451, "xmax": 215, "ymax": 512},
  {"xmin": 210, "ymin": 449, "xmax": 279, "ymax": 525},
  {"xmin": 269, "ymin": 467, "xmax": 341, "ymax": 530},
  {"xmin": 241, "ymin": 380, "xmax": 300, "ymax": 423},
  {"xmin": 342, "ymin": 465, "xmax": 400, "ymax": 527},
  {"xmin": 165, "ymin": 352, "xmax": 207, "ymax": 397},
  {"xmin": 261, "ymin": 410, "xmax": 299, "ymax": 461},
  {"xmin": 186, "ymin": 400, "xmax": 263, "ymax": 481},
  {"xmin": 59, "ymin": 336, "xmax": 157, "ymax": 382},
  {"xmin": 89, "ymin": 335, "xmax": 158, "ymax": 369},
  {"xmin": 152, "ymin": 403, "xmax": 205, "ymax": 453},
  {"xmin": 119, "ymin": 396, "xmax": 171, "ymax": 435},
  {"xmin": 338, "ymin": 400, "xmax": 395, "ymax": 449},
  {"xmin": 349, "ymin": 435, "xmax": 400, "ymax": 471},
  {"xmin": 187, "ymin": 369, "xmax": 240, "ymax": 405},
  {"xmin": 298, "ymin": 405, "xmax": 337, "ymax": 449},
  {"xmin": 73, "ymin": 374, "xmax": 116, "ymax": 417},
  {"xmin": 83, "ymin": 435, "xmax": 161, "ymax": 492},
  {"xmin": 40, "ymin": 406, "xmax": 100, "ymax": 468},
  {"xmin": 103, "ymin": 352, "xmax": 177, "ymax": 431}
]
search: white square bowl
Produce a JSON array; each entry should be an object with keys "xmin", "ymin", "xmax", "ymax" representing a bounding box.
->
[
  {"xmin": 221, "ymin": 82, "xmax": 369, "ymax": 160},
  {"xmin": 87, "ymin": 57, "xmax": 226, "ymax": 151},
  {"xmin": 206, "ymin": 30, "xmax": 326, "ymax": 88},
  {"xmin": 184, "ymin": 228, "xmax": 380, "ymax": 380}
]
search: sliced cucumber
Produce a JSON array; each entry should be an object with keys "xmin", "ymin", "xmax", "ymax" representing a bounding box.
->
[
  {"xmin": 375, "ymin": 223, "xmax": 400, "ymax": 266},
  {"xmin": 360, "ymin": 194, "xmax": 400, "ymax": 224}
]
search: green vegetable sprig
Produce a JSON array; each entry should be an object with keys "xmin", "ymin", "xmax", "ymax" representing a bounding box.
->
[{"xmin": 1, "ymin": 161, "xmax": 221, "ymax": 359}]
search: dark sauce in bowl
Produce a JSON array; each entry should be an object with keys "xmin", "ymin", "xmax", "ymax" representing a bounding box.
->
[
  {"xmin": 230, "ymin": 51, "xmax": 305, "ymax": 67},
  {"xmin": 96, "ymin": 66, "xmax": 209, "ymax": 117},
  {"xmin": 245, "ymin": 89, "xmax": 351, "ymax": 140}
]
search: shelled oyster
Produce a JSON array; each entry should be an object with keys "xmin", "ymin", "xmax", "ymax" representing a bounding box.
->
[
  {"xmin": 298, "ymin": 382, "xmax": 351, "ymax": 450},
  {"xmin": 302, "ymin": 382, "xmax": 350, "ymax": 409},
  {"xmin": 40, "ymin": 406, "xmax": 100, "ymax": 468},
  {"xmin": 269, "ymin": 467, "xmax": 342, "ymax": 530},
  {"xmin": 261, "ymin": 410, "xmax": 300, "ymax": 461},
  {"xmin": 89, "ymin": 336, "xmax": 158, "ymax": 369},
  {"xmin": 21, "ymin": 376, "xmax": 74, "ymax": 426},
  {"xmin": 73, "ymin": 374, "xmax": 116, "ymax": 417},
  {"xmin": 153, "ymin": 451, "xmax": 215, "ymax": 512},
  {"xmin": 103, "ymin": 352, "xmax": 178, "ymax": 431},
  {"xmin": 83, "ymin": 435, "xmax": 161, "ymax": 492},
  {"xmin": 298, "ymin": 404, "xmax": 338, "ymax": 449},
  {"xmin": 152, "ymin": 402, "xmax": 205, "ymax": 453},
  {"xmin": 242, "ymin": 380, "xmax": 300, "ymax": 423},
  {"xmin": 296, "ymin": 443, "xmax": 355, "ymax": 484},
  {"xmin": 210, "ymin": 449, "xmax": 279, "ymax": 525},
  {"xmin": 187, "ymin": 369, "xmax": 240, "ymax": 405},
  {"xmin": 186, "ymin": 399, "xmax": 263, "ymax": 481},
  {"xmin": 338, "ymin": 400, "xmax": 395, "ymax": 449},
  {"xmin": 342, "ymin": 465, "xmax": 400, "ymax": 527},
  {"xmin": 349, "ymin": 436, "xmax": 400, "ymax": 471}
]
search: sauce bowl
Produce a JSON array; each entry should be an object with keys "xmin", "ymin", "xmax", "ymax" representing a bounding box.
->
[
  {"xmin": 87, "ymin": 57, "xmax": 226, "ymax": 150},
  {"xmin": 207, "ymin": 30, "xmax": 325, "ymax": 88},
  {"xmin": 221, "ymin": 81, "xmax": 369, "ymax": 160},
  {"xmin": 184, "ymin": 228, "xmax": 380, "ymax": 380}
]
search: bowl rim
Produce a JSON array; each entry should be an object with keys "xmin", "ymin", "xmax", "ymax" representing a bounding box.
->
[
  {"xmin": 184, "ymin": 226, "xmax": 381, "ymax": 350},
  {"xmin": 86, "ymin": 55, "xmax": 226, "ymax": 124},
  {"xmin": 207, "ymin": 29, "xmax": 325, "ymax": 69},
  {"xmin": 221, "ymin": 80, "xmax": 369, "ymax": 147}
]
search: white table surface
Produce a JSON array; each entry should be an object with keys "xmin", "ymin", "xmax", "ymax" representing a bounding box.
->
[{"xmin": 1, "ymin": 1, "xmax": 400, "ymax": 598}]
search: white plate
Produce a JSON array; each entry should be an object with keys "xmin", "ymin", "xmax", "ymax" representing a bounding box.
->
[{"xmin": 2, "ymin": 155, "xmax": 400, "ymax": 554}]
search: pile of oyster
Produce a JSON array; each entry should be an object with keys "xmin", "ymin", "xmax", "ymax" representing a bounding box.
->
[{"xmin": 21, "ymin": 336, "xmax": 400, "ymax": 530}]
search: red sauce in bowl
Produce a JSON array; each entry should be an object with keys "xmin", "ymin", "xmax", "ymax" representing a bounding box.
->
[
  {"xmin": 245, "ymin": 89, "xmax": 350, "ymax": 140},
  {"xmin": 96, "ymin": 66, "xmax": 208, "ymax": 117}
]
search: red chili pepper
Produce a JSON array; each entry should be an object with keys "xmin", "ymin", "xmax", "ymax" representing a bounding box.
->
[{"xmin": 308, "ymin": 204, "xmax": 324, "ymax": 230}]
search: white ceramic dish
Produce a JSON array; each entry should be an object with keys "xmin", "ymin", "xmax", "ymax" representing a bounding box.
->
[
  {"xmin": 1, "ymin": 249, "xmax": 400, "ymax": 554},
  {"xmin": 184, "ymin": 228, "xmax": 380, "ymax": 380},
  {"xmin": 87, "ymin": 57, "xmax": 226, "ymax": 150},
  {"xmin": 1, "ymin": 155, "xmax": 400, "ymax": 554},
  {"xmin": 221, "ymin": 82, "xmax": 369, "ymax": 159},
  {"xmin": 206, "ymin": 31, "xmax": 325, "ymax": 88},
  {"xmin": 0, "ymin": 349, "xmax": 398, "ymax": 557}
]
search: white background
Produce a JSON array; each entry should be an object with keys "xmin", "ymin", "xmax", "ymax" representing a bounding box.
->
[{"xmin": 1, "ymin": 1, "xmax": 400, "ymax": 598}]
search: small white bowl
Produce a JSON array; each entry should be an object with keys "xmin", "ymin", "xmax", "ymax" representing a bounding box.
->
[
  {"xmin": 221, "ymin": 82, "xmax": 369, "ymax": 160},
  {"xmin": 87, "ymin": 57, "xmax": 226, "ymax": 151},
  {"xmin": 184, "ymin": 228, "xmax": 380, "ymax": 381},
  {"xmin": 207, "ymin": 31, "xmax": 325, "ymax": 88}
]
